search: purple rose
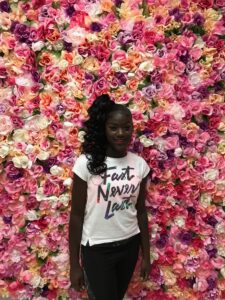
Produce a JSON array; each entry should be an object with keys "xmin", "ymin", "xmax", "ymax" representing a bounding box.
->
[
  {"xmin": 118, "ymin": 31, "xmax": 134, "ymax": 45},
  {"xmin": 178, "ymin": 231, "xmax": 193, "ymax": 245},
  {"xmin": 115, "ymin": 72, "xmax": 127, "ymax": 85},
  {"xmin": 142, "ymin": 84, "xmax": 157, "ymax": 98},
  {"xmin": 90, "ymin": 22, "xmax": 102, "ymax": 32},
  {"xmin": 5, "ymin": 162, "xmax": 24, "ymax": 180},
  {"xmin": 0, "ymin": 0, "xmax": 10, "ymax": 12}
]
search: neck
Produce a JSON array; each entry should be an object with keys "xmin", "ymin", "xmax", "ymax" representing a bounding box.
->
[{"xmin": 106, "ymin": 150, "xmax": 128, "ymax": 158}]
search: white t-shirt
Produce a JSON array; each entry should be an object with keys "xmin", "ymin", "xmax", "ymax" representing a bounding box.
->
[{"xmin": 72, "ymin": 151, "xmax": 150, "ymax": 246}]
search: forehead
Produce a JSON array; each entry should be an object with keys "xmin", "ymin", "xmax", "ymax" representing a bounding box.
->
[{"xmin": 106, "ymin": 111, "xmax": 133, "ymax": 124}]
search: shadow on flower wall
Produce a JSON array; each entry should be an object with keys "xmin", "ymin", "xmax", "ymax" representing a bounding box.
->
[{"xmin": 0, "ymin": 0, "xmax": 225, "ymax": 299}]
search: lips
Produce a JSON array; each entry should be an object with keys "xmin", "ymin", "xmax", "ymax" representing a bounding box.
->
[{"xmin": 114, "ymin": 139, "xmax": 127, "ymax": 144}]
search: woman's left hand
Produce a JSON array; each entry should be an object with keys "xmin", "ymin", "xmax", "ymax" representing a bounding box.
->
[{"xmin": 140, "ymin": 258, "xmax": 150, "ymax": 281}]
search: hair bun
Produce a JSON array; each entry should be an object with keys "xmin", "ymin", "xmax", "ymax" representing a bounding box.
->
[{"xmin": 88, "ymin": 94, "xmax": 115, "ymax": 116}]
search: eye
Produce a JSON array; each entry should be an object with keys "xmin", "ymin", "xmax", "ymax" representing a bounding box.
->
[{"xmin": 109, "ymin": 126, "xmax": 117, "ymax": 131}]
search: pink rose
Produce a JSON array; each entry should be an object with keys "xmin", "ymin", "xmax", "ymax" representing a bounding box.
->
[
  {"xmin": 174, "ymin": 61, "xmax": 186, "ymax": 74},
  {"xmin": 98, "ymin": 62, "xmax": 111, "ymax": 77},
  {"xmin": 158, "ymin": 83, "xmax": 175, "ymax": 100},
  {"xmin": 190, "ymin": 47, "xmax": 202, "ymax": 61},
  {"xmin": 0, "ymin": 115, "xmax": 13, "ymax": 136},
  {"xmin": 93, "ymin": 77, "xmax": 109, "ymax": 96},
  {"xmin": 197, "ymin": 0, "xmax": 214, "ymax": 8},
  {"xmin": 189, "ymin": 102, "xmax": 202, "ymax": 115},
  {"xmin": 165, "ymin": 135, "xmax": 179, "ymax": 150},
  {"xmin": 144, "ymin": 30, "xmax": 156, "ymax": 44},
  {"xmin": 112, "ymin": 50, "xmax": 127, "ymax": 61},
  {"xmin": 215, "ymin": 0, "xmax": 225, "ymax": 7},
  {"xmin": 198, "ymin": 132, "xmax": 210, "ymax": 143},
  {"xmin": 186, "ymin": 130, "xmax": 198, "ymax": 142},
  {"xmin": 193, "ymin": 278, "xmax": 208, "ymax": 292},
  {"xmin": 91, "ymin": 43, "xmax": 111, "ymax": 62},
  {"xmin": 182, "ymin": 13, "xmax": 192, "ymax": 23}
]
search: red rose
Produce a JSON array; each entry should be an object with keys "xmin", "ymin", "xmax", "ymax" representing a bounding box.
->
[{"xmin": 198, "ymin": 0, "xmax": 214, "ymax": 8}]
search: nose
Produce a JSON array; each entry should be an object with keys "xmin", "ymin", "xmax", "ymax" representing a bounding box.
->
[{"xmin": 117, "ymin": 128, "xmax": 125, "ymax": 137}]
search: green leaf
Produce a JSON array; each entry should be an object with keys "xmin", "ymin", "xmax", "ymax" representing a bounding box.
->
[
  {"xmin": 151, "ymin": 99, "xmax": 158, "ymax": 108},
  {"xmin": 218, "ymin": 34, "xmax": 225, "ymax": 40},
  {"xmin": 33, "ymin": 108, "xmax": 40, "ymax": 115},
  {"xmin": 155, "ymin": 42, "xmax": 163, "ymax": 49},
  {"xmin": 36, "ymin": 255, "xmax": 47, "ymax": 266},
  {"xmin": 53, "ymin": 50, "xmax": 62, "ymax": 58},
  {"xmin": 189, "ymin": 25, "xmax": 205, "ymax": 36},
  {"xmin": 52, "ymin": 1, "xmax": 60, "ymax": 8},
  {"xmin": 47, "ymin": 136, "xmax": 55, "ymax": 141}
]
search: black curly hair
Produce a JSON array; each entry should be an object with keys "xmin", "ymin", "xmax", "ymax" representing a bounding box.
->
[{"xmin": 82, "ymin": 94, "xmax": 131, "ymax": 175}]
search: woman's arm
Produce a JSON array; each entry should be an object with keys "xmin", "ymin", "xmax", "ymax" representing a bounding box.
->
[
  {"xmin": 69, "ymin": 173, "xmax": 87, "ymax": 291},
  {"xmin": 136, "ymin": 175, "xmax": 150, "ymax": 281}
]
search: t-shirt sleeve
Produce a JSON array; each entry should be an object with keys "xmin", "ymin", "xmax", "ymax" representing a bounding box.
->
[
  {"xmin": 72, "ymin": 155, "xmax": 88, "ymax": 182},
  {"xmin": 140, "ymin": 157, "xmax": 150, "ymax": 179}
]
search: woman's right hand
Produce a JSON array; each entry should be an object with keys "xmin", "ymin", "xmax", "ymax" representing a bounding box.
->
[{"xmin": 70, "ymin": 265, "xmax": 85, "ymax": 292}]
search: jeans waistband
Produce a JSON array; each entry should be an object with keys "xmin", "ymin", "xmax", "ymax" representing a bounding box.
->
[{"xmin": 86, "ymin": 234, "xmax": 140, "ymax": 248}]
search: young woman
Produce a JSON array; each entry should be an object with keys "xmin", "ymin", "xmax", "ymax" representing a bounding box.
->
[{"xmin": 69, "ymin": 94, "xmax": 150, "ymax": 300}]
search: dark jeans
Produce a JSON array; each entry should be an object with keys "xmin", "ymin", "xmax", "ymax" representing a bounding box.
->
[{"xmin": 81, "ymin": 234, "xmax": 140, "ymax": 300}]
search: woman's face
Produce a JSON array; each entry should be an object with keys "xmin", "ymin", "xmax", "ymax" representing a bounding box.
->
[{"xmin": 105, "ymin": 110, "xmax": 133, "ymax": 157}]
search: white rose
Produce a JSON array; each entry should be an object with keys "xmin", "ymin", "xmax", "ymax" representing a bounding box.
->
[
  {"xmin": 200, "ymin": 193, "xmax": 212, "ymax": 208},
  {"xmin": 25, "ymin": 144, "xmax": 34, "ymax": 154},
  {"xmin": 15, "ymin": 75, "xmax": 33, "ymax": 87},
  {"xmin": 168, "ymin": 103, "xmax": 185, "ymax": 120},
  {"xmin": 218, "ymin": 247, "xmax": 225, "ymax": 257},
  {"xmin": 64, "ymin": 121, "xmax": 74, "ymax": 127},
  {"xmin": 59, "ymin": 194, "xmax": 70, "ymax": 206},
  {"xmin": 86, "ymin": 33, "xmax": 98, "ymax": 42},
  {"xmin": 58, "ymin": 59, "xmax": 69, "ymax": 69},
  {"xmin": 26, "ymin": 210, "xmax": 38, "ymax": 221},
  {"xmin": 50, "ymin": 165, "xmax": 64, "ymax": 176},
  {"xmin": 37, "ymin": 151, "xmax": 50, "ymax": 161},
  {"xmin": 78, "ymin": 131, "xmax": 86, "ymax": 142},
  {"xmin": 174, "ymin": 216, "xmax": 185, "ymax": 227},
  {"xmin": 151, "ymin": 224, "xmax": 160, "ymax": 238},
  {"xmin": 174, "ymin": 147, "xmax": 183, "ymax": 157},
  {"xmin": 64, "ymin": 111, "xmax": 74, "ymax": 119},
  {"xmin": 31, "ymin": 41, "xmax": 45, "ymax": 52},
  {"xmin": 194, "ymin": 37, "xmax": 205, "ymax": 48},
  {"xmin": 11, "ymin": 250, "xmax": 21, "ymax": 263},
  {"xmin": 127, "ymin": 72, "xmax": 135, "ymax": 78},
  {"xmin": 0, "ymin": 143, "xmax": 10, "ymax": 158},
  {"xmin": 139, "ymin": 135, "xmax": 154, "ymax": 147},
  {"xmin": 36, "ymin": 187, "xmax": 44, "ymax": 201},
  {"xmin": 46, "ymin": 195, "xmax": 58, "ymax": 202},
  {"xmin": 166, "ymin": 196, "xmax": 176, "ymax": 206},
  {"xmin": 25, "ymin": 115, "xmax": 50, "ymax": 131},
  {"xmin": 189, "ymin": 72, "xmax": 202, "ymax": 86},
  {"xmin": 35, "ymin": 116, "xmax": 50, "ymax": 130},
  {"xmin": 63, "ymin": 178, "xmax": 73, "ymax": 186},
  {"xmin": 204, "ymin": 168, "xmax": 219, "ymax": 181},
  {"xmin": 221, "ymin": 267, "xmax": 225, "ymax": 278},
  {"xmin": 65, "ymin": 27, "xmax": 87, "ymax": 46},
  {"xmin": 73, "ymin": 54, "xmax": 83, "ymax": 65},
  {"xmin": 84, "ymin": 2, "xmax": 102, "ymax": 17},
  {"xmin": 139, "ymin": 60, "xmax": 154, "ymax": 72},
  {"xmin": 111, "ymin": 61, "xmax": 120, "ymax": 72},
  {"xmin": 30, "ymin": 275, "xmax": 42, "ymax": 288},
  {"xmin": 150, "ymin": 250, "xmax": 159, "ymax": 262},
  {"xmin": 13, "ymin": 129, "xmax": 29, "ymax": 142},
  {"xmin": 216, "ymin": 222, "xmax": 225, "ymax": 234},
  {"xmin": 12, "ymin": 155, "xmax": 32, "ymax": 169}
]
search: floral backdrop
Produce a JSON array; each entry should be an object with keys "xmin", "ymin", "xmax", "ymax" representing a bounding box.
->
[{"xmin": 0, "ymin": 0, "xmax": 225, "ymax": 299}]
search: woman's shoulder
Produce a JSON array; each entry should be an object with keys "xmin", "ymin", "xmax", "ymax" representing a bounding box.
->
[
  {"xmin": 127, "ymin": 151, "xmax": 145, "ymax": 162},
  {"xmin": 73, "ymin": 153, "xmax": 88, "ymax": 169}
]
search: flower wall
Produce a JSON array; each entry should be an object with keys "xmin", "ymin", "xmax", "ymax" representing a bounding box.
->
[{"xmin": 0, "ymin": 0, "xmax": 225, "ymax": 299}]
